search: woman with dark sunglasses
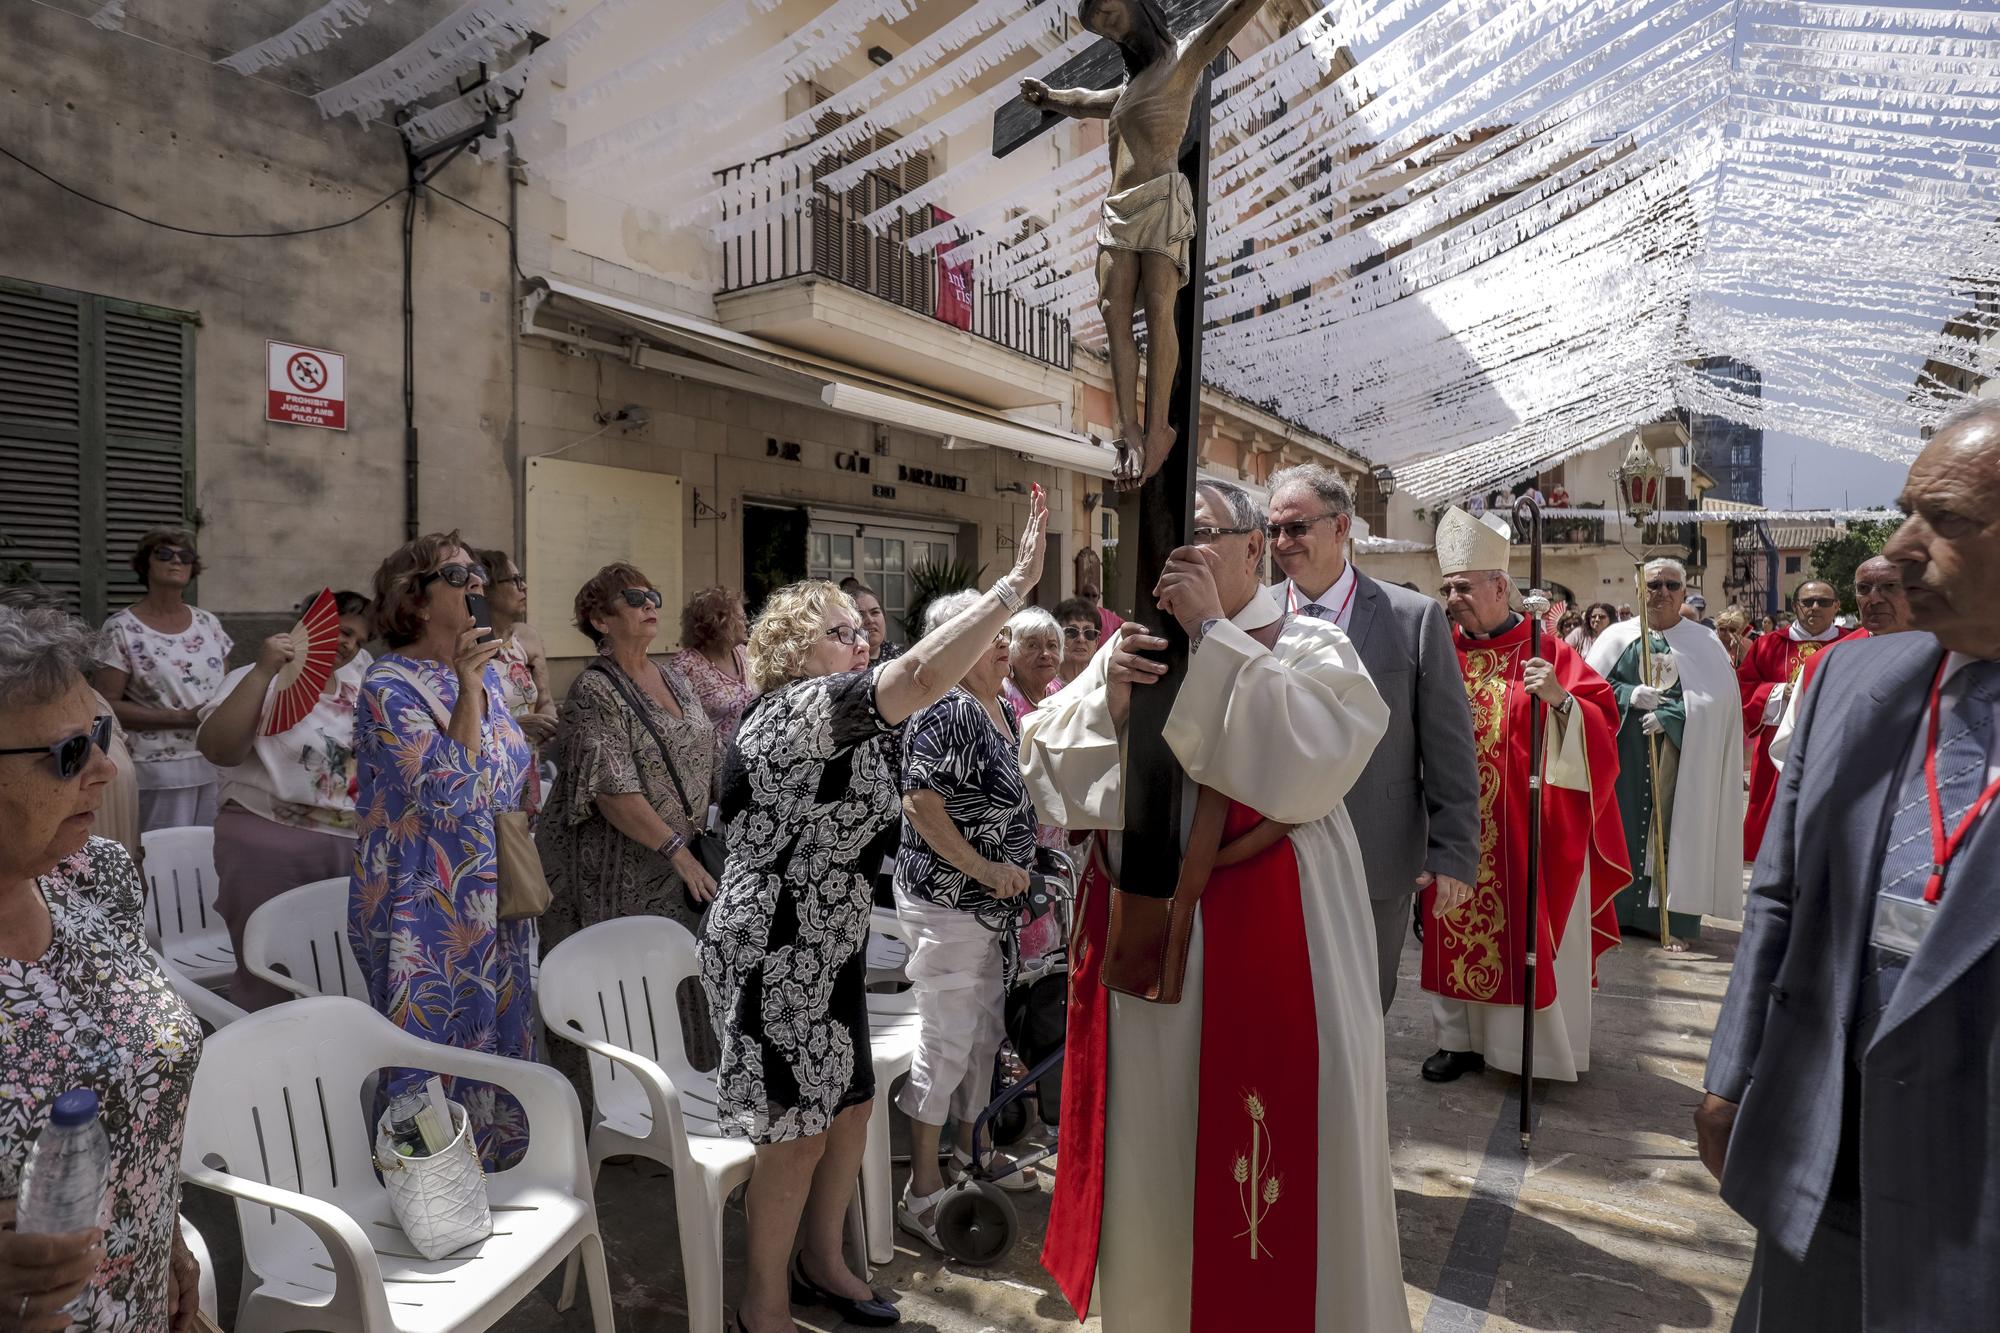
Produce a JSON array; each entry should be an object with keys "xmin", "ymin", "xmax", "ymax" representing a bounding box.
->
[
  {"xmin": 0, "ymin": 605, "xmax": 206, "ymax": 1332},
  {"xmin": 91, "ymin": 528, "xmax": 232, "ymax": 832},
  {"xmin": 1052, "ymin": 596, "xmax": 1103, "ymax": 685},
  {"xmin": 538, "ymin": 564, "xmax": 718, "ymax": 1086},
  {"xmin": 349, "ymin": 532, "xmax": 535, "ymax": 1170}
]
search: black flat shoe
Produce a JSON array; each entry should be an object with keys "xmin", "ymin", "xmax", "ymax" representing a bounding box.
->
[
  {"xmin": 791, "ymin": 1257, "xmax": 901, "ymax": 1327},
  {"xmin": 1421, "ymin": 1048, "xmax": 1486, "ymax": 1083}
]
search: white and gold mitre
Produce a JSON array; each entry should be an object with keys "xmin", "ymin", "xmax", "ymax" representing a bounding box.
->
[{"xmin": 1434, "ymin": 506, "xmax": 1513, "ymax": 576}]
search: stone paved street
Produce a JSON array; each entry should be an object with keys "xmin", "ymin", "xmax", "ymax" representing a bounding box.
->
[{"xmin": 187, "ymin": 914, "xmax": 1753, "ymax": 1331}]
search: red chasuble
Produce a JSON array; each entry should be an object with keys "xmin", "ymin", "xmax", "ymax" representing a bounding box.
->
[
  {"xmin": 1739, "ymin": 628, "xmax": 1855, "ymax": 859},
  {"xmin": 1420, "ymin": 617, "xmax": 1628, "ymax": 1008},
  {"xmin": 1044, "ymin": 801, "xmax": 1320, "ymax": 1328}
]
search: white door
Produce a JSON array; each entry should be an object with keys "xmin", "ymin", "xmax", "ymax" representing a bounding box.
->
[{"xmin": 809, "ymin": 520, "xmax": 957, "ymax": 646}]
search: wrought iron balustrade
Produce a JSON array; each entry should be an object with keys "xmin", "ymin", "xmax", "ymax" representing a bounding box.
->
[{"xmin": 715, "ymin": 155, "xmax": 1072, "ymax": 372}]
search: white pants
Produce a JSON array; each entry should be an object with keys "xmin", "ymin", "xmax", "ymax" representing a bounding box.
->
[
  {"xmin": 893, "ymin": 889, "xmax": 1006, "ymax": 1128},
  {"xmin": 137, "ymin": 779, "xmax": 218, "ymax": 833}
]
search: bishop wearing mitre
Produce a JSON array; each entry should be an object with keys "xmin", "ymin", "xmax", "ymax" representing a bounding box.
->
[
  {"xmin": 1021, "ymin": 479, "xmax": 1409, "ymax": 1332},
  {"xmin": 1419, "ymin": 507, "xmax": 1630, "ymax": 1085}
]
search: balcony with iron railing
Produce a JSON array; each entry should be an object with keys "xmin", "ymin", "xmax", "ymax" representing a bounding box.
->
[{"xmin": 715, "ymin": 154, "xmax": 1073, "ymax": 376}]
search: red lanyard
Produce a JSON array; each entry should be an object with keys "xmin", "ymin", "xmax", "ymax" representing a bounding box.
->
[
  {"xmin": 1921, "ymin": 657, "xmax": 2000, "ymax": 903},
  {"xmin": 1288, "ymin": 574, "xmax": 1358, "ymax": 624}
]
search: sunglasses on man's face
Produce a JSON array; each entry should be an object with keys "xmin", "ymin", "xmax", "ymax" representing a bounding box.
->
[
  {"xmin": 1063, "ymin": 625, "xmax": 1101, "ymax": 642},
  {"xmin": 1797, "ymin": 597, "xmax": 1837, "ymax": 610},
  {"xmin": 0, "ymin": 715, "xmax": 113, "ymax": 781},
  {"xmin": 618, "ymin": 587, "xmax": 664, "ymax": 610},
  {"xmin": 1266, "ymin": 515, "xmax": 1336, "ymax": 542},
  {"xmin": 420, "ymin": 562, "xmax": 487, "ymax": 590},
  {"xmin": 1645, "ymin": 580, "xmax": 1683, "ymax": 592},
  {"xmin": 151, "ymin": 547, "xmax": 197, "ymax": 565}
]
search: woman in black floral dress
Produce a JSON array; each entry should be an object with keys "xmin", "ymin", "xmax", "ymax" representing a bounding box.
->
[
  {"xmin": 701, "ymin": 490, "xmax": 1047, "ymax": 1333},
  {"xmin": 0, "ymin": 605, "xmax": 203, "ymax": 1332}
]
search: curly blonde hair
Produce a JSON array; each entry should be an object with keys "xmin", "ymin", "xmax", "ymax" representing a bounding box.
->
[{"xmin": 747, "ymin": 580, "xmax": 857, "ymax": 693}]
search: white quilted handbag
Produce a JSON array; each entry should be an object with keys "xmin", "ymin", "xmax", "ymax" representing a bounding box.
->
[{"xmin": 373, "ymin": 1100, "xmax": 494, "ymax": 1260}]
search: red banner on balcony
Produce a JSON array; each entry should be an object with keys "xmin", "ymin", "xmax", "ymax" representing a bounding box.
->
[{"xmin": 935, "ymin": 209, "xmax": 974, "ymax": 331}]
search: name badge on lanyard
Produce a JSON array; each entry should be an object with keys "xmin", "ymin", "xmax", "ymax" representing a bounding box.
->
[
  {"xmin": 1872, "ymin": 893, "xmax": 1939, "ymax": 959},
  {"xmin": 1872, "ymin": 657, "xmax": 2000, "ymax": 959}
]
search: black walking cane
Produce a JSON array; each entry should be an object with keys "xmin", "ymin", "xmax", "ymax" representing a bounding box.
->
[{"xmin": 1512, "ymin": 495, "xmax": 1548, "ymax": 1154}]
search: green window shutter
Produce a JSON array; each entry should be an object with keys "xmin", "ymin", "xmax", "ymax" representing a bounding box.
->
[
  {"xmin": 0, "ymin": 278, "xmax": 195, "ymax": 622},
  {"xmin": 100, "ymin": 303, "xmax": 196, "ymax": 613},
  {"xmin": 0, "ymin": 282, "xmax": 89, "ymax": 613}
]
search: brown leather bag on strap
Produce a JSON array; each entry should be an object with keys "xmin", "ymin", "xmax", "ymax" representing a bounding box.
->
[{"xmin": 1100, "ymin": 784, "xmax": 1294, "ymax": 1004}]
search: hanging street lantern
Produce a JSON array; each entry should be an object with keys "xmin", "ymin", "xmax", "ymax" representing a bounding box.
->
[
  {"xmin": 1615, "ymin": 437, "xmax": 1665, "ymax": 523},
  {"xmin": 1371, "ymin": 463, "xmax": 1397, "ymax": 497}
]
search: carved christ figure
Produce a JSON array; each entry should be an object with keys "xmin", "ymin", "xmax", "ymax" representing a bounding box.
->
[{"xmin": 1021, "ymin": 0, "xmax": 1273, "ymax": 489}]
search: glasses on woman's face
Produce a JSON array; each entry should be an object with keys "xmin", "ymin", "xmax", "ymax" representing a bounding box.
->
[
  {"xmin": 1062, "ymin": 625, "xmax": 1100, "ymax": 643},
  {"xmin": 618, "ymin": 587, "xmax": 664, "ymax": 609},
  {"xmin": 825, "ymin": 624, "xmax": 861, "ymax": 646},
  {"xmin": 420, "ymin": 562, "xmax": 487, "ymax": 590},
  {"xmin": 496, "ymin": 573, "xmax": 527, "ymax": 590},
  {"xmin": 0, "ymin": 715, "xmax": 113, "ymax": 781},
  {"xmin": 150, "ymin": 546, "xmax": 197, "ymax": 565}
]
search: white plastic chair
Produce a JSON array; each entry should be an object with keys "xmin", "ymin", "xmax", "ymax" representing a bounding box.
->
[
  {"xmin": 539, "ymin": 918, "xmax": 753, "ymax": 1333},
  {"xmin": 153, "ymin": 948, "xmax": 247, "ymax": 1029},
  {"xmin": 242, "ymin": 877, "xmax": 369, "ymax": 1001},
  {"xmin": 864, "ymin": 907, "xmax": 912, "ymax": 988},
  {"xmin": 140, "ymin": 827, "xmax": 233, "ymax": 986},
  {"xmin": 179, "ymin": 1214, "xmax": 219, "ymax": 1322},
  {"xmin": 180, "ymin": 995, "xmax": 613, "ymax": 1333},
  {"xmin": 856, "ymin": 910, "xmax": 920, "ymax": 1265}
]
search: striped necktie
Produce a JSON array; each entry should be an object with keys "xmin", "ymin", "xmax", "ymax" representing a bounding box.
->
[{"xmin": 1855, "ymin": 659, "xmax": 2000, "ymax": 1049}]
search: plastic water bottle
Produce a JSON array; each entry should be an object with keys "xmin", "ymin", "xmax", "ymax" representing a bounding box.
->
[{"xmin": 16, "ymin": 1089, "xmax": 110, "ymax": 1235}]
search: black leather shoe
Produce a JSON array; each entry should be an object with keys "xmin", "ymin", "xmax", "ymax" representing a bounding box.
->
[
  {"xmin": 1421, "ymin": 1049, "xmax": 1486, "ymax": 1083},
  {"xmin": 791, "ymin": 1257, "xmax": 901, "ymax": 1326}
]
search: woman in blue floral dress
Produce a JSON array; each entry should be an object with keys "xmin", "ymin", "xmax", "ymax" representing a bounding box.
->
[{"xmin": 349, "ymin": 532, "xmax": 535, "ymax": 1170}]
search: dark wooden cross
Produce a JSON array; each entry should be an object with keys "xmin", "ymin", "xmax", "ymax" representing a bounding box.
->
[{"xmin": 995, "ymin": 1, "xmax": 1224, "ymax": 898}]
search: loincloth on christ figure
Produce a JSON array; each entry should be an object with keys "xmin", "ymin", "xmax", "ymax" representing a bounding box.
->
[{"xmin": 1096, "ymin": 172, "xmax": 1196, "ymax": 287}]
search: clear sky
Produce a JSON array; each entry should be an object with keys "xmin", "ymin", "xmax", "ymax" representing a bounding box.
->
[{"xmin": 1762, "ymin": 431, "xmax": 1909, "ymax": 511}]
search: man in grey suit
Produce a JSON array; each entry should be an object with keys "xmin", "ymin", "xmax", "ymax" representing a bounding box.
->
[
  {"xmin": 1267, "ymin": 464, "xmax": 1481, "ymax": 1013},
  {"xmin": 1697, "ymin": 404, "xmax": 2000, "ymax": 1332}
]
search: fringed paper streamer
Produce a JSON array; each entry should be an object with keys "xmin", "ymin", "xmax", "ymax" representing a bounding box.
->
[
  {"xmin": 221, "ymin": 0, "xmax": 383, "ymax": 75},
  {"xmin": 313, "ymin": 0, "xmax": 562, "ymax": 122}
]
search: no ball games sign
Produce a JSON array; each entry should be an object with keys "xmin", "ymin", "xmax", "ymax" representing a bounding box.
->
[{"xmin": 266, "ymin": 340, "xmax": 346, "ymax": 430}]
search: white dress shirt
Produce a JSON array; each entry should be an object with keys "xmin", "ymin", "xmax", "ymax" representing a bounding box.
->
[{"xmin": 1280, "ymin": 562, "xmax": 1360, "ymax": 633}]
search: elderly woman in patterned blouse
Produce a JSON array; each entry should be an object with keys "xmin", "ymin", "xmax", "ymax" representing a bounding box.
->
[
  {"xmin": 891, "ymin": 591, "xmax": 1041, "ymax": 1252},
  {"xmin": 0, "ymin": 605, "xmax": 203, "ymax": 1332},
  {"xmin": 701, "ymin": 492, "xmax": 1047, "ymax": 1333},
  {"xmin": 348, "ymin": 533, "xmax": 534, "ymax": 1170}
]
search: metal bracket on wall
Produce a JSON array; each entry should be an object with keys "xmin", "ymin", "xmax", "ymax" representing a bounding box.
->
[{"xmin": 693, "ymin": 488, "xmax": 729, "ymax": 526}]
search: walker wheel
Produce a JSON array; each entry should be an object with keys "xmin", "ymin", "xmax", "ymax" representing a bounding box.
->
[
  {"xmin": 935, "ymin": 1181, "xmax": 1018, "ymax": 1266},
  {"xmin": 989, "ymin": 1097, "xmax": 1032, "ymax": 1148}
]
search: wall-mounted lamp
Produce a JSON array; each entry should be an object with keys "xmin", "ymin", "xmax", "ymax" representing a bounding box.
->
[{"xmin": 1371, "ymin": 464, "xmax": 1396, "ymax": 497}]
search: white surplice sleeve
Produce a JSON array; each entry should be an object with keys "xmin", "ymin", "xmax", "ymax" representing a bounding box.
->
[
  {"xmin": 1162, "ymin": 619, "xmax": 1388, "ymax": 826},
  {"xmin": 1019, "ymin": 627, "xmax": 1127, "ymax": 831}
]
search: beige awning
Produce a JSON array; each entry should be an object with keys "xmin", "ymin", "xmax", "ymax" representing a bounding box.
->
[{"xmin": 528, "ymin": 278, "xmax": 1119, "ymax": 479}]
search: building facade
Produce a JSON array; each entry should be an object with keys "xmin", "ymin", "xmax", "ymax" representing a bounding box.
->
[{"xmin": 0, "ymin": 0, "xmax": 1369, "ymax": 672}]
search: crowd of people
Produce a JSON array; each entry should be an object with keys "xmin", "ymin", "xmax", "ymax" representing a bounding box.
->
[{"xmin": 0, "ymin": 400, "xmax": 1994, "ymax": 1332}]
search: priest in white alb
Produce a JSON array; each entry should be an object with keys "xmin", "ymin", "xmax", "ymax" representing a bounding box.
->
[
  {"xmin": 1021, "ymin": 479, "xmax": 1407, "ymax": 1332},
  {"xmin": 1585, "ymin": 558, "xmax": 1746, "ymax": 948}
]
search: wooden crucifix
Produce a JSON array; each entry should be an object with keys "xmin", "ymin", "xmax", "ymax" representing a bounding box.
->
[{"xmin": 995, "ymin": 0, "xmax": 1268, "ymax": 897}]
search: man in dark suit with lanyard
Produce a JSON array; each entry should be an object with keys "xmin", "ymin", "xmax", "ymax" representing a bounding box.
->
[
  {"xmin": 1267, "ymin": 464, "xmax": 1481, "ymax": 1013},
  {"xmin": 1698, "ymin": 402, "xmax": 2000, "ymax": 1331}
]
